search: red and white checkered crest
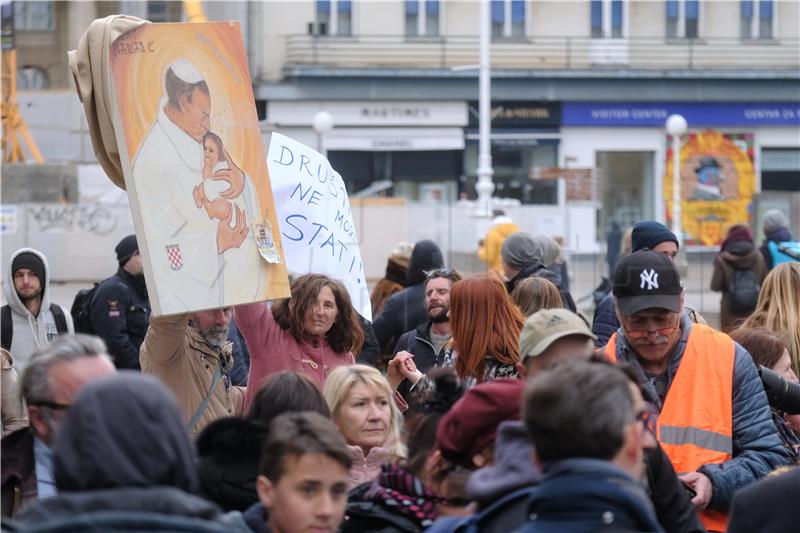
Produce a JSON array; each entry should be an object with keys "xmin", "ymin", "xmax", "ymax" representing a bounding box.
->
[{"xmin": 165, "ymin": 244, "xmax": 183, "ymax": 270}]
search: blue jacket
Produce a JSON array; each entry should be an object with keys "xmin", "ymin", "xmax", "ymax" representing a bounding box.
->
[
  {"xmin": 514, "ymin": 458, "xmax": 663, "ymax": 533},
  {"xmin": 591, "ymin": 293, "xmax": 618, "ymax": 347},
  {"xmin": 607, "ymin": 314, "xmax": 793, "ymax": 511}
]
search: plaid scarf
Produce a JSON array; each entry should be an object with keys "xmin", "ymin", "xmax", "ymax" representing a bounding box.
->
[{"xmin": 363, "ymin": 463, "xmax": 444, "ymax": 529}]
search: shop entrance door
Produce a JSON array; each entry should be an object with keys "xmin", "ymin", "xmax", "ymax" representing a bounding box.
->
[{"xmin": 596, "ymin": 151, "xmax": 655, "ymax": 233}]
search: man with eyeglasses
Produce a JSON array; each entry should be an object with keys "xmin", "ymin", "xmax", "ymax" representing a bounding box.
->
[
  {"xmin": 602, "ymin": 250, "xmax": 790, "ymax": 532},
  {"xmin": 1, "ymin": 335, "xmax": 116, "ymax": 517},
  {"xmin": 593, "ymin": 220, "xmax": 706, "ymax": 347}
]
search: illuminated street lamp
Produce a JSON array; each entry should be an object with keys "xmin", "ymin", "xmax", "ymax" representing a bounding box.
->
[
  {"xmin": 666, "ymin": 114, "xmax": 688, "ymax": 253},
  {"xmin": 312, "ymin": 110, "xmax": 334, "ymax": 158}
]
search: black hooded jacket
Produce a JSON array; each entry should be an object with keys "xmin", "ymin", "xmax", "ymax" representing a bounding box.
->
[
  {"xmin": 196, "ymin": 417, "xmax": 266, "ymax": 511},
  {"xmin": 373, "ymin": 240, "xmax": 444, "ymax": 349}
]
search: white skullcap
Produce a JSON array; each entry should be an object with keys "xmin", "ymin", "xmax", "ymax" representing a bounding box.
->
[{"xmin": 169, "ymin": 58, "xmax": 204, "ymax": 84}]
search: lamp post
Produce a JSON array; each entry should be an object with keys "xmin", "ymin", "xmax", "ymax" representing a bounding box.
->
[
  {"xmin": 312, "ymin": 110, "xmax": 334, "ymax": 158},
  {"xmin": 475, "ymin": 0, "xmax": 494, "ymax": 218},
  {"xmin": 665, "ymin": 114, "xmax": 687, "ymax": 253}
]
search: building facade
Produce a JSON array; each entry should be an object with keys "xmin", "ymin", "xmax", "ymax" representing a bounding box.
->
[{"xmin": 8, "ymin": 0, "xmax": 800, "ymax": 248}]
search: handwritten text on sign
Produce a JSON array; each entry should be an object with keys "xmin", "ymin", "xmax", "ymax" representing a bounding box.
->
[{"xmin": 267, "ymin": 133, "xmax": 371, "ymax": 321}]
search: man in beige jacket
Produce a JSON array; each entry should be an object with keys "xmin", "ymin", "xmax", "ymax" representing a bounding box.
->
[{"xmin": 139, "ymin": 307, "xmax": 245, "ymax": 434}]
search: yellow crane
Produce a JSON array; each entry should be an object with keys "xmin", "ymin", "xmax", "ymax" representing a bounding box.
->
[{"xmin": 1, "ymin": 47, "xmax": 43, "ymax": 164}]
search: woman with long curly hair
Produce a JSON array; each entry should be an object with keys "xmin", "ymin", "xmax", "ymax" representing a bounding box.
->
[
  {"xmin": 739, "ymin": 262, "xmax": 800, "ymax": 375},
  {"xmin": 235, "ymin": 273, "xmax": 364, "ymax": 411}
]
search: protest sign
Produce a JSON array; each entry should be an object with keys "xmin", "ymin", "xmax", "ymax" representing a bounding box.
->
[
  {"xmin": 268, "ymin": 133, "xmax": 371, "ymax": 321},
  {"xmin": 108, "ymin": 22, "xmax": 290, "ymax": 316}
]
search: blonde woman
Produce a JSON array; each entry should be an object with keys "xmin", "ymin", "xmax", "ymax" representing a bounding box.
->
[
  {"xmin": 323, "ymin": 364, "xmax": 406, "ymax": 489},
  {"xmin": 740, "ymin": 262, "xmax": 800, "ymax": 375}
]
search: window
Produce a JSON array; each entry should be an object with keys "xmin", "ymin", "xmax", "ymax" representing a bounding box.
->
[
  {"xmin": 491, "ymin": 0, "xmax": 525, "ymax": 39},
  {"xmin": 315, "ymin": 0, "xmax": 351, "ymax": 36},
  {"xmin": 591, "ymin": 0, "xmax": 624, "ymax": 38},
  {"xmin": 761, "ymin": 148, "xmax": 800, "ymax": 192},
  {"xmin": 147, "ymin": 1, "xmax": 183, "ymax": 23},
  {"xmin": 666, "ymin": 0, "xmax": 699, "ymax": 39},
  {"xmin": 17, "ymin": 66, "xmax": 48, "ymax": 90},
  {"xmin": 13, "ymin": 1, "xmax": 53, "ymax": 31},
  {"xmin": 405, "ymin": 0, "xmax": 440, "ymax": 37},
  {"xmin": 741, "ymin": 0, "xmax": 774, "ymax": 40}
]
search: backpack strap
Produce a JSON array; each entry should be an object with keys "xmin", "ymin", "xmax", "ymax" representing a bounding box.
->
[
  {"xmin": 187, "ymin": 362, "xmax": 223, "ymax": 433},
  {"xmin": 1, "ymin": 305, "xmax": 12, "ymax": 351},
  {"xmin": 49, "ymin": 304, "xmax": 68, "ymax": 334}
]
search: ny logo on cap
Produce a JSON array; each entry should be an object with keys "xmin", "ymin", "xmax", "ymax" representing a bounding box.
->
[{"xmin": 640, "ymin": 269, "xmax": 659, "ymax": 290}]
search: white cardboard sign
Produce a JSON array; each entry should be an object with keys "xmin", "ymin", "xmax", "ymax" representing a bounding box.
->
[{"xmin": 267, "ymin": 133, "xmax": 371, "ymax": 321}]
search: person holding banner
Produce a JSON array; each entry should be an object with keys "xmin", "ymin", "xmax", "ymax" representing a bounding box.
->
[{"xmin": 235, "ymin": 274, "xmax": 364, "ymax": 411}]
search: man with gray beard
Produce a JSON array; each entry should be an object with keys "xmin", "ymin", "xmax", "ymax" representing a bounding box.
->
[{"xmin": 140, "ymin": 308, "xmax": 244, "ymax": 434}]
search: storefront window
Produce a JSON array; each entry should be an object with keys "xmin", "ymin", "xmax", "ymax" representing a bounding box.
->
[
  {"xmin": 761, "ymin": 148, "xmax": 800, "ymax": 192},
  {"xmin": 596, "ymin": 151, "xmax": 655, "ymax": 231},
  {"xmin": 463, "ymin": 143, "xmax": 558, "ymax": 204}
]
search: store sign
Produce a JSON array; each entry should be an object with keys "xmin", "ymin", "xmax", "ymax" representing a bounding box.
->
[
  {"xmin": 268, "ymin": 101, "xmax": 467, "ymax": 127},
  {"xmin": 326, "ymin": 127, "xmax": 464, "ymax": 151},
  {"xmin": 563, "ymin": 102, "xmax": 800, "ymax": 127},
  {"xmin": 468, "ymin": 101, "xmax": 561, "ymax": 127}
]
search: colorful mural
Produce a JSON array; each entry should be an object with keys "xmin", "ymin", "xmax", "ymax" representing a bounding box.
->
[{"xmin": 664, "ymin": 130, "xmax": 756, "ymax": 246}]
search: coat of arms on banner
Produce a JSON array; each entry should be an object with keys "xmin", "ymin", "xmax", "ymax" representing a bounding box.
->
[{"xmin": 165, "ymin": 244, "xmax": 183, "ymax": 270}]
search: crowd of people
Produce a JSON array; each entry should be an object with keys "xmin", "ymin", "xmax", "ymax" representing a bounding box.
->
[{"xmin": 1, "ymin": 209, "xmax": 798, "ymax": 532}]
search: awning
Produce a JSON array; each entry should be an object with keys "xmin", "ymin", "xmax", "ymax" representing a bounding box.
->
[{"xmin": 325, "ymin": 127, "xmax": 464, "ymax": 151}]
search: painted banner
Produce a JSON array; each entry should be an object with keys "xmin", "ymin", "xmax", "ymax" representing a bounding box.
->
[
  {"xmin": 268, "ymin": 133, "xmax": 371, "ymax": 321},
  {"xmin": 664, "ymin": 130, "xmax": 756, "ymax": 246},
  {"xmin": 109, "ymin": 22, "xmax": 290, "ymax": 316}
]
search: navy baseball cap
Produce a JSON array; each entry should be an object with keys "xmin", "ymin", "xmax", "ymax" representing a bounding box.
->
[{"xmin": 613, "ymin": 250, "xmax": 682, "ymax": 315}]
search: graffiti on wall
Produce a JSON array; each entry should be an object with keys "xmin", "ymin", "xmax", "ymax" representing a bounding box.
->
[
  {"xmin": 28, "ymin": 204, "xmax": 119, "ymax": 236},
  {"xmin": 664, "ymin": 130, "xmax": 756, "ymax": 246}
]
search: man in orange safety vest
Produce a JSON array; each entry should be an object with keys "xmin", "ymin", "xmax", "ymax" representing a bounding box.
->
[{"xmin": 602, "ymin": 250, "xmax": 791, "ymax": 532}]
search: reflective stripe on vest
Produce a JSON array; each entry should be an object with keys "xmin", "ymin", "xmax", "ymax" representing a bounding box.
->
[{"xmin": 603, "ymin": 325, "xmax": 735, "ymax": 533}]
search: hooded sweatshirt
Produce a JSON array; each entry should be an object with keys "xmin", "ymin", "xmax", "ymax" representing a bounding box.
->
[{"xmin": 3, "ymin": 248, "xmax": 74, "ymax": 370}]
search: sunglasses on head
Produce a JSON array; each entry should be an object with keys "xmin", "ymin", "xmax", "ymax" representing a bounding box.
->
[{"xmin": 425, "ymin": 267, "xmax": 457, "ymax": 281}]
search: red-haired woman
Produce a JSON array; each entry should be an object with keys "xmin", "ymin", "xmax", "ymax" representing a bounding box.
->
[
  {"xmin": 235, "ymin": 273, "xmax": 364, "ymax": 412},
  {"xmin": 390, "ymin": 275, "xmax": 523, "ymax": 397}
]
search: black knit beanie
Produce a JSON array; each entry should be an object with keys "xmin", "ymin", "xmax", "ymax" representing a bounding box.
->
[
  {"xmin": 12, "ymin": 252, "xmax": 45, "ymax": 286},
  {"xmin": 115, "ymin": 235, "xmax": 139, "ymax": 267}
]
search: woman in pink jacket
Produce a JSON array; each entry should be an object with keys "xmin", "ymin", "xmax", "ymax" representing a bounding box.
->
[{"xmin": 235, "ymin": 273, "xmax": 364, "ymax": 411}]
